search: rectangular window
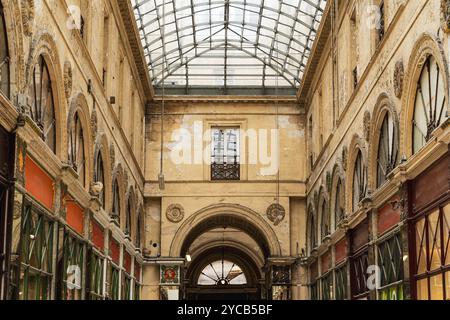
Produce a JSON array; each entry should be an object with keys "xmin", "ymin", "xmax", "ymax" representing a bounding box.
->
[
  {"xmin": 335, "ymin": 264, "xmax": 348, "ymax": 300},
  {"xmin": 211, "ymin": 127, "xmax": 240, "ymax": 181},
  {"xmin": 350, "ymin": 250, "xmax": 370, "ymax": 299},
  {"xmin": 320, "ymin": 272, "xmax": 333, "ymax": 300},
  {"xmin": 122, "ymin": 273, "xmax": 132, "ymax": 300},
  {"xmin": 58, "ymin": 228, "xmax": 84, "ymax": 300},
  {"xmin": 377, "ymin": 233, "xmax": 404, "ymax": 300},
  {"xmin": 109, "ymin": 263, "xmax": 120, "ymax": 300},
  {"xmin": 87, "ymin": 250, "xmax": 104, "ymax": 300},
  {"xmin": 19, "ymin": 202, "xmax": 54, "ymax": 300}
]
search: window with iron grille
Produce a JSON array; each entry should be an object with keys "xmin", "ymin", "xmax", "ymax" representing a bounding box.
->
[
  {"xmin": 87, "ymin": 250, "xmax": 104, "ymax": 300},
  {"xmin": 109, "ymin": 263, "xmax": 120, "ymax": 300},
  {"xmin": 350, "ymin": 250, "xmax": 370, "ymax": 299},
  {"xmin": 377, "ymin": 233, "xmax": 404, "ymax": 300},
  {"xmin": 211, "ymin": 128, "xmax": 240, "ymax": 181},
  {"xmin": 321, "ymin": 272, "xmax": 333, "ymax": 300},
  {"xmin": 335, "ymin": 264, "xmax": 348, "ymax": 300},
  {"xmin": 19, "ymin": 202, "xmax": 54, "ymax": 300}
]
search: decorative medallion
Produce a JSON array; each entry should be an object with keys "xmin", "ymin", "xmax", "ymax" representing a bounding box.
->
[
  {"xmin": 166, "ymin": 204, "xmax": 185, "ymax": 223},
  {"xmin": 272, "ymin": 266, "xmax": 290, "ymax": 285},
  {"xmin": 393, "ymin": 60, "xmax": 405, "ymax": 98},
  {"xmin": 63, "ymin": 61, "xmax": 73, "ymax": 100},
  {"xmin": 363, "ymin": 111, "xmax": 371, "ymax": 142},
  {"xmin": 441, "ymin": 0, "xmax": 450, "ymax": 33},
  {"xmin": 266, "ymin": 204, "xmax": 285, "ymax": 226},
  {"xmin": 160, "ymin": 265, "xmax": 180, "ymax": 285}
]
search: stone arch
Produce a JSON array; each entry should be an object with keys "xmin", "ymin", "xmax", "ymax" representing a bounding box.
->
[
  {"xmin": 111, "ymin": 163, "xmax": 125, "ymax": 220},
  {"xmin": 330, "ymin": 163, "xmax": 346, "ymax": 231},
  {"xmin": 346, "ymin": 134, "xmax": 368, "ymax": 214},
  {"xmin": 185, "ymin": 246, "xmax": 262, "ymax": 288},
  {"xmin": 306, "ymin": 204, "xmax": 317, "ymax": 254},
  {"xmin": 369, "ymin": 93, "xmax": 400, "ymax": 191},
  {"xmin": 316, "ymin": 186, "xmax": 329, "ymax": 243},
  {"xmin": 26, "ymin": 31, "xmax": 67, "ymax": 160},
  {"xmin": 169, "ymin": 204, "xmax": 282, "ymax": 257},
  {"xmin": 401, "ymin": 33, "xmax": 450, "ymax": 158},
  {"xmin": 68, "ymin": 92, "xmax": 93, "ymax": 190},
  {"xmin": 1, "ymin": 0, "xmax": 26, "ymax": 95},
  {"xmin": 125, "ymin": 185, "xmax": 136, "ymax": 237},
  {"xmin": 93, "ymin": 133, "xmax": 112, "ymax": 212}
]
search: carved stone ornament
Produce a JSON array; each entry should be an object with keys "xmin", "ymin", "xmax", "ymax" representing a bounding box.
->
[
  {"xmin": 342, "ymin": 146, "xmax": 348, "ymax": 172},
  {"xmin": 166, "ymin": 204, "xmax": 185, "ymax": 223},
  {"xmin": 21, "ymin": 0, "xmax": 35, "ymax": 36},
  {"xmin": 393, "ymin": 60, "xmax": 405, "ymax": 98},
  {"xmin": 441, "ymin": 0, "xmax": 450, "ymax": 33},
  {"xmin": 363, "ymin": 111, "xmax": 371, "ymax": 142},
  {"xmin": 63, "ymin": 61, "xmax": 73, "ymax": 100},
  {"xmin": 266, "ymin": 204, "xmax": 286, "ymax": 226},
  {"xmin": 110, "ymin": 143, "xmax": 115, "ymax": 169},
  {"xmin": 90, "ymin": 108, "xmax": 98, "ymax": 142}
]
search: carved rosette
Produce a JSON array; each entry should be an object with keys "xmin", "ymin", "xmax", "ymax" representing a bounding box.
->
[
  {"xmin": 21, "ymin": 0, "xmax": 35, "ymax": 36},
  {"xmin": 166, "ymin": 204, "xmax": 185, "ymax": 223},
  {"xmin": 393, "ymin": 60, "xmax": 405, "ymax": 98},
  {"xmin": 363, "ymin": 111, "xmax": 371, "ymax": 142},
  {"xmin": 266, "ymin": 204, "xmax": 286, "ymax": 226},
  {"xmin": 441, "ymin": 0, "xmax": 450, "ymax": 33},
  {"xmin": 63, "ymin": 61, "xmax": 73, "ymax": 100}
]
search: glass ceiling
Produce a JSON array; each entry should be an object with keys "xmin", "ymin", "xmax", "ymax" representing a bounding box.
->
[{"xmin": 132, "ymin": 0, "xmax": 327, "ymax": 95}]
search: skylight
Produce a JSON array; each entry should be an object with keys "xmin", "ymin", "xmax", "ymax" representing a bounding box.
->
[{"xmin": 132, "ymin": 0, "xmax": 327, "ymax": 95}]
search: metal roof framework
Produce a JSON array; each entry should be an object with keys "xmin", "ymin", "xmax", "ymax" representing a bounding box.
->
[{"xmin": 132, "ymin": 0, "xmax": 326, "ymax": 95}]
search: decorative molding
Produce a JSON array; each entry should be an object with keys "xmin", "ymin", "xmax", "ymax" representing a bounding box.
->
[
  {"xmin": 90, "ymin": 108, "xmax": 98, "ymax": 142},
  {"xmin": 166, "ymin": 204, "xmax": 185, "ymax": 223},
  {"xmin": 341, "ymin": 146, "xmax": 348, "ymax": 172},
  {"xmin": 393, "ymin": 60, "xmax": 405, "ymax": 98},
  {"xmin": 363, "ymin": 111, "xmax": 371, "ymax": 142},
  {"xmin": 442, "ymin": 0, "xmax": 450, "ymax": 33},
  {"xmin": 266, "ymin": 204, "xmax": 286, "ymax": 226},
  {"xmin": 21, "ymin": 0, "xmax": 34, "ymax": 36},
  {"xmin": 63, "ymin": 61, "xmax": 73, "ymax": 100}
]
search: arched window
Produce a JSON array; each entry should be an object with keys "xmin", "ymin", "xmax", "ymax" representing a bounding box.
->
[
  {"xmin": 125, "ymin": 197, "xmax": 132, "ymax": 236},
  {"xmin": 68, "ymin": 112, "xmax": 86, "ymax": 186},
  {"xmin": 94, "ymin": 151, "xmax": 105, "ymax": 208},
  {"xmin": 413, "ymin": 55, "xmax": 447, "ymax": 154},
  {"xmin": 352, "ymin": 151, "xmax": 367, "ymax": 212},
  {"xmin": 0, "ymin": 3, "xmax": 10, "ymax": 97},
  {"xmin": 112, "ymin": 180, "xmax": 120, "ymax": 223},
  {"xmin": 308, "ymin": 208, "xmax": 317, "ymax": 251},
  {"xmin": 136, "ymin": 211, "xmax": 142, "ymax": 249},
  {"xmin": 334, "ymin": 179, "xmax": 345, "ymax": 227},
  {"xmin": 320, "ymin": 198, "xmax": 330, "ymax": 240},
  {"xmin": 197, "ymin": 260, "xmax": 247, "ymax": 286},
  {"xmin": 29, "ymin": 55, "xmax": 56, "ymax": 153},
  {"xmin": 377, "ymin": 112, "xmax": 398, "ymax": 188}
]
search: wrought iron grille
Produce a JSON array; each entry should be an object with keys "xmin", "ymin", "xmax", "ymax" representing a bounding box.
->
[{"xmin": 211, "ymin": 128, "xmax": 240, "ymax": 181}]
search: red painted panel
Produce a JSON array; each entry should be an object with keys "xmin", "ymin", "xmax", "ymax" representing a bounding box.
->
[
  {"xmin": 351, "ymin": 219, "xmax": 369, "ymax": 253},
  {"xmin": 377, "ymin": 196, "xmax": 401, "ymax": 236},
  {"xmin": 124, "ymin": 251, "xmax": 132, "ymax": 274},
  {"xmin": 335, "ymin": 238, "xmax": 348, "ymax": 264},
  {"xmin": 24, "ymin": 156, "xmax": 54, "ymax": 210},
  {"xmin": 321, "ymin": 251, "xmax": 331, "ymax": 273},
  {"xmin": 310, "ymin": 261, "xmax": 318, "ymax": 280},
  {"xmin": 91, "ymin": 220, "xmax": 104, "ymax": 251},
  {"xmin": 413, "ymin": 154, "xmax": 449, "ymax": 211},
  {"xmin": 135, "ymin": 261, "xmax": 141, "ymax": 280},
  {"xmin": 110, "ymin": 238, "xmax": 120, "ymax": 264},
  {"xmin": 66, "ymin": 199, "xmax": 84, "ymax": 235}
]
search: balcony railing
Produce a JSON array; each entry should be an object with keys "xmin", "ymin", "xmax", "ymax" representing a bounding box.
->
[{"xmin": 211, "ymin": 156, "xmax": 240, "ymax": 181}]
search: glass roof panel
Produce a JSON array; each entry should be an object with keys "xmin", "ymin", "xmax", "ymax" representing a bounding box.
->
[{"xmin": 132, "ymin": 0, "xmax": 326, "ymax": 95}]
